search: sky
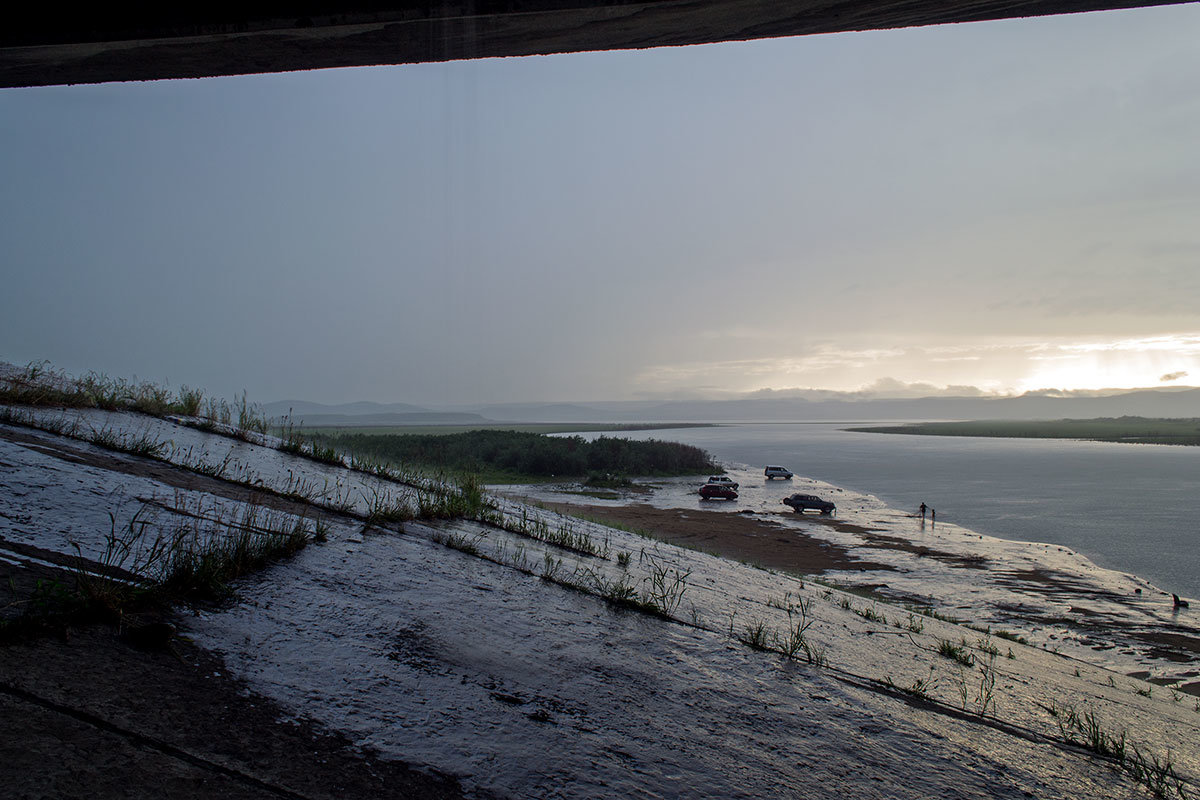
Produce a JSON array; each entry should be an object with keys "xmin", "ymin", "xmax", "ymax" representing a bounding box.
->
[{"xmin": 2, "ymin": 4, "xmax": 1199, "ymax": 407}]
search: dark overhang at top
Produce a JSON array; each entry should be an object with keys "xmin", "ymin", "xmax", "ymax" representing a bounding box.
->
[{"xmin": 2, "ymin": 0, "xmax": 1193, "ymax": 88}]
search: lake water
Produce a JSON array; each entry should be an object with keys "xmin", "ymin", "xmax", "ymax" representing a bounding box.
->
[{"xmin": 593, "ymin": 423, "xmax": 1200, "ymax": 599}]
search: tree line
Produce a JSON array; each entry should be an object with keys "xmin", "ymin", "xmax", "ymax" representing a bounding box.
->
[{"xmin": 321, "ymin": 429, "xmax": 717, "ymax": 478}]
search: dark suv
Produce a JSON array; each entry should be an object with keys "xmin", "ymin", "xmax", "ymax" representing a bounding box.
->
[
  {"xmin": 700, "ymin": 482, "xmax": 738, "ymax": 500},
  {"xmin": 782, "ymin": 493, "xmax": 835, "ymax": 514}
]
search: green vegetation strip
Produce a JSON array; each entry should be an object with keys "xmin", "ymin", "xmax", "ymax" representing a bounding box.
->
[
  {"xmin": 316, "ymin": 429, "xmax": 717, "ymax": 483},
  {"xmin": 847, "ymin": 417, "xmax": 1200, "ymax": 446},
  {"xmin": 1, "ymin": 361, "xmax": 270, "ymax": 436},
  {"xmin": 295, "ymin": 422, "xmax": 715, "ymax": 436}
]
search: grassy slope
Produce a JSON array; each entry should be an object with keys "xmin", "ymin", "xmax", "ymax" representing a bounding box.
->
[{"xmin": 847, "ymin": 417, "xmax": 1200, "ymax": 445}]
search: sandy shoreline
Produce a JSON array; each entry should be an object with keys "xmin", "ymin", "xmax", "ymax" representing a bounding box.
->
[{"xmin": 523, "ymin": 484, "xmax": 1200, "ymax": 689}]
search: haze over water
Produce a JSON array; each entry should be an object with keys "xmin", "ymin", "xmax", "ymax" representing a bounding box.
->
[{"xmin": 601, "ymin": 424, "xmax": 1200, "ymax": 599}]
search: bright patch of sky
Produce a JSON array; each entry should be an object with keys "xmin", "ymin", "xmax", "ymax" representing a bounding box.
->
[
  {"xmin": 635, "ymin": 334, "xmax": 1200, "ymax": 399},
  {"xmin": 1, "ymin": 4, "xmax": 1198, "ymax": 405}
]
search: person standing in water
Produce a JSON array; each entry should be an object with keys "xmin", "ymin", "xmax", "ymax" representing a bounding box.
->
[{"xmin": 919, "ymin": 502, "xmax": 927, "ymax": 519}]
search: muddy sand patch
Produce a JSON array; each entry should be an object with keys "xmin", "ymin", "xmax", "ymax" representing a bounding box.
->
[
  {"xmin": 538, "ymin": 501, "xmax": 893, "ymax": 575},
  {"xmin": 856, "ymin": 530, "xmax": 991, "ymax": 569}
]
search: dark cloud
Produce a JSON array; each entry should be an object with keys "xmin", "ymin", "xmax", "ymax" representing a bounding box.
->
[{"xmin": 1161, "ymin": 371, "xmax": 1188, "ymax": 382}]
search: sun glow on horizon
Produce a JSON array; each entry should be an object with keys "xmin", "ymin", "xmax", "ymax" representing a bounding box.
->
[
  {"xmin": 1013, "ymin": 335, "xmax": 1200, "ymax": 394},
  {"xmin": 631, "ymin": 334, "xmax": 1200, "ymax": 400}
]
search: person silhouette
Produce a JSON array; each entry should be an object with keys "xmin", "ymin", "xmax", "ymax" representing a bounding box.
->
[{"xmin": 919, "ymin": 502, "xmax": 927, "ymax": 518}]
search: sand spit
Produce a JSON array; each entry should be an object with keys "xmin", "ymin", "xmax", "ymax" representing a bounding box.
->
[
  {"xmin": 1, "ymin": 406, "xmax": 1198, "ymax": 798},
  {"xmin": 511, "ymin": 470, "xmax": 1200, "ymax": 686}
]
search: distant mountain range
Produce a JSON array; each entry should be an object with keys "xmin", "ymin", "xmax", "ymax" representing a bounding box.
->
[
  {"xmin": 266, "ymin": 387, "xmax": 1200, "ymax": 425},
  {"xmin": 458, "ymin": 388, "xmax": 1200, "ymax": 423}
]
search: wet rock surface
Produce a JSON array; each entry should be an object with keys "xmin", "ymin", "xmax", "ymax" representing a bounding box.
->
[{"xmin": 0, "ymin": 624, "xmax": 471, "ymax": 800}]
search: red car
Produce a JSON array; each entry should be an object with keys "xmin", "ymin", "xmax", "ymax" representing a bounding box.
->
[{"xmin": 699, "ymin": 482, "xmax": 738, "ymax": 500}]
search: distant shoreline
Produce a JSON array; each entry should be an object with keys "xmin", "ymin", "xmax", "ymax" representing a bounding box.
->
[{"xmin": 846, "ymin": 417, "xmax": 1200, "ymax": 446}]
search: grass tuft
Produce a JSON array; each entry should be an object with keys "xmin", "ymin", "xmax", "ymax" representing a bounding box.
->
[
  {"xmin": 499, "ymin": 507, "xmax": 608, "ymax": 558},
  {"xmin": 854, "ymin": 603, "xmax": 887, "ymax": 625},
  {"xmin": 937, "ymin": 638, "xmax": 975, "ymax": 667},
  {"xmin": 432, "ymin": 530, "xmax": 485, "ymax": 556},
  {"xmin": 885, "ymin": 667, "xmax": 936, "ymax": 702},
  {"xmin": 1042, "ymin": 702, "xmax": 1188, "ymax": 798},
  {"xmin": 994, "ymin": 629, "xmax": 1028, "ymax": 645},
  {"xmin": 3, "ymin": 500, "xmax": 322, "ymax": 642},
  {"xmin": 740, "ymin": 619, "xmax": 771, "ymax": 650},
  {"xmin": 641, "ymin": 555, "xmax": 690, "ymax": 617}
]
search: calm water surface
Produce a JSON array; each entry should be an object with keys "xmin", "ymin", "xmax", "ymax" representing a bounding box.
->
[{"xmin": 606, "ymin": 423, "xmax": 1200, "ymax": 598}]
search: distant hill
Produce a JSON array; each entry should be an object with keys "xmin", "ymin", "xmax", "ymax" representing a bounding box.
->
[
  {"xmin": 846, "ymin": 417, "xmax": 1200, "ymax": 445},
  {"xmin": 267, "ymin": 387, "xmax": 1200, "ymax": 425},
  {"xmin": 463, "ymin": 388, "xmax": 1200, "ymax": 423},
  {"xmin": 454, "ymin": 402, "xmax": 613, "ymax": 422}
]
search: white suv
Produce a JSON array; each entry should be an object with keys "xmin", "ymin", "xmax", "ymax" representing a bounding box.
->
[
  {"xmin": 706, "ymin": 475, "xmax": 739, "ymax": 490},
  {"xmin": 764, "ymin": 466, "xmax": 794, "ymax": 480}
]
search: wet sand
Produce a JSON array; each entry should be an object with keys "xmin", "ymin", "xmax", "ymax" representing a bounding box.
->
[
  {"xmin": 0, "ymin": 615, "xmax": 472, "ymax": 800},
  {"xmin": 539, "ymin": 497, "xmax": 1200, "ymax": 675},
  {"xmin": 0, "ymin": 426, "xmax": 323, "ymax": 519}
]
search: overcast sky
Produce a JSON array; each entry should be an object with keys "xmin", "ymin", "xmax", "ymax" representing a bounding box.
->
[{"xmin": 2, "ymin": 4, "xmax": 1199, "ymax": 406}]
